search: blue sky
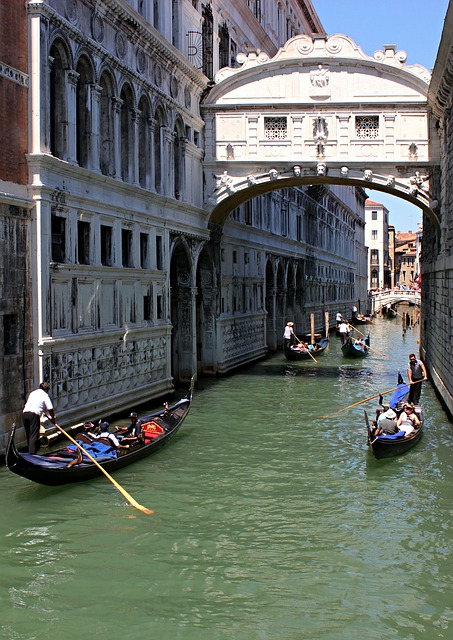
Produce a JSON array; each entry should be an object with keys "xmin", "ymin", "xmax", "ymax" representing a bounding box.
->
[{"xmin": 314, "ymin": 0, "xmax": 450, "ymax": 232}]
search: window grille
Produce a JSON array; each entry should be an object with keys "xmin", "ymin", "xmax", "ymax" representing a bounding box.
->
[
  {"xmin": 355, "ymin": 116, "xmax": 379, "ymax": 139},
  {"xmin": 264, "ymin": 117, "xmax": 287, "ymax": 140}
]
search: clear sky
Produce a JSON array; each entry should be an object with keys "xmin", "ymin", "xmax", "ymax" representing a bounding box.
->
[{"xmin": 314, "ymin": 0, "xmax": 450, "ymax": 232}]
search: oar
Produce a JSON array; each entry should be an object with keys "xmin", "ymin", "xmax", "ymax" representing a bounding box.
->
[
  {"xmin": 319, "ymin": 378, "xmax": 427, "ymax": 418},
  {"xmin": 53, "ymin": 422, "xmax": 153, "ymax": 515},
  {"xmin": 346, "ymin": 323, "xmax": 389, "ymax": 359},
  {"xmin": 294, "ymin": 333, "xmax": 318, "ymax": 363}
]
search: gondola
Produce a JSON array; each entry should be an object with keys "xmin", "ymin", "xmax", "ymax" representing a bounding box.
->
[
  {"xmin": 341, "ymin": 335, "xmax": 370, "ymax": 358},
  {"xmin": 385, "ymin": 307, "xmax": 398, "ymax": 319},
  {"xmin": 350, "ymin": 312, "xmax": 373, "ymax": 325},
  {"xmin": 6, "ymin": 379, "xmax": 194, "ymax": 487},
  {"xmin": 284, "ymin": 336, "xmax": 329, "ymax": 361},
  {"xmin": 365, "ymin": 380, "xmax": 424, "ymax": 459}
]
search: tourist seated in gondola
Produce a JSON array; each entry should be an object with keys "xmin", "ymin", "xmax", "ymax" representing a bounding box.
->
[
  {"xmin": 397, "ymin": 404, "xmax": 421, "ymax": 436},
  {"xmin": 374, "ymin": 406, "xmax": 398, "ymax": 436},
  {"xmin": 115, "ymin": 412, "xmax": 143, "ymax": 444}
]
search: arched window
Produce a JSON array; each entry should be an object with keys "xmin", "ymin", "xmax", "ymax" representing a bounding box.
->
[
  {"xmin": 120, "ymin": 84, "xmax": 134, "ymax": 183},
  {"xmin": 75, "ymin": 55, "xmax": 94, "ymax": 168},
  {"xmin": 49, "ymin": 41, "xmax": 68, "ymax": 159},
  {"xmin": 99, "ymin": 71, "xmax": 115, "ymax": 177},
  {"xmin": 138, "ymin": 95, "xmax": 151, "ymax": 188}
]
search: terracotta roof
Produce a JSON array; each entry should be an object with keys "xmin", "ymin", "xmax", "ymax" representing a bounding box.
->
[{"xmin": 365, "ymin": 199, "xmax": 384, "ymax": 206}]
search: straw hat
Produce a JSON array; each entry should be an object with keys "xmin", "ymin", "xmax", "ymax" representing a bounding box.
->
[{"xmin": 287, "ymin": 322, "xmax": 294, "ymax": 326}]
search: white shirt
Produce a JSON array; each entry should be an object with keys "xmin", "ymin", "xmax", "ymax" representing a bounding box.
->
[
  {"xmin": 23, "ymin": 389, "xmax": 53, "ymax": 416},
  {"xmin": 338, "ymin": 322, "xmax": 350, "ymax": 334},
  {"xmin": 97, "ymin": 430, "xmax": 120, "ymax": 447},
  {"xmin": 283, "ymin": 325, "xmax": 294, "ymax": 339}
]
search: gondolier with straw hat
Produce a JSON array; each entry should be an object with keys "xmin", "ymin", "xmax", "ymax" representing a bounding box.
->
[
  {"xmin": 22, "ymin": 381, "xmax": 56, "ymax": 454},
  {"xmin": 283, "ymin": 321, "xmax": 295, "ymax": 348}
]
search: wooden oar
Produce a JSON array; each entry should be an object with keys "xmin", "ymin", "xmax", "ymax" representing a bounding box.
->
[
  {"xmin": 319, "ymin": 378, "xmax": 427, "ymax": 418},
  {"xmin": 294, "ymin": 334, "xmax": 318, "ymax": 363},
  {"xmin": 346, "ymin": 323, "xmax": 389, "ymax": 359},
  {"xmin": 53, "ymin": 422, "xmax": 153, "ymax": 515}
]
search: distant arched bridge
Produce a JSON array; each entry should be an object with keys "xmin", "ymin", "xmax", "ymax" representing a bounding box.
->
[{"xmin": 370, "ymin": 290, "xmax": 421, "ymax": 315}]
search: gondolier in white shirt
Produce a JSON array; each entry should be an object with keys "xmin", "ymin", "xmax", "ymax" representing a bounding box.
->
[
  {"xmin": 283, "ymin": 321, "xmax": 295, "ymax": 348},
  {"xmin": 22, "ymin": 381, "xmax": 56, "ymax": 453},
  {"xmin": 338, "ymin": 320, "xmax": 351, "ymax": 345}
]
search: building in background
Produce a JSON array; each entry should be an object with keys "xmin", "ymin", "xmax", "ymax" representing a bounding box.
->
[
  {"xmin": 0, "ymin": 0, "xmax": 368, "ymax": 452},
  {"xmin": 394, "ymin": 231, "xmax": 420, "ymax": 287},
  {"xmin": 365, "ymin": 199, "xmax": 391, "ymax": 290}
]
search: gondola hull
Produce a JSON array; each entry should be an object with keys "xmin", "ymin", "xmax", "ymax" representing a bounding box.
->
[
  {"xmin": 6, "ymin": 382, "xmax": 194, "ymax": 486},
  {"xmin": 341, "ymin": 336, "xmax": 370, "ymax": 358},
  {"xmin": 284, "ymin": 337, "xmax": 329, "ymax": 361},
  {"xmin": 365, "ymin": 409, "xmax": 423, "ymax": 459}
]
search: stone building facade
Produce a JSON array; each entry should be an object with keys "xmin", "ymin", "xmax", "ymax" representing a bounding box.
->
[
  {"xmin": 424, "ymin": 0, "xmax": 453, "ymax": 417},
  {"xmin": 0, "ymin": 0, "xmax": 34, "ymax": 452},
  {"xmin": 0, "ymin": 0, "xmax": 369, "ymax": 452}
]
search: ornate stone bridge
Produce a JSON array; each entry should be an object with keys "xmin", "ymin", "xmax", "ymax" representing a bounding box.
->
[
  {"xmin": 370, "ymin": 289, "xmax": 421, "ymax": 314},
  {"xmin": 201, "ymin": 34, "xmax": 441, "ymax": 240}
]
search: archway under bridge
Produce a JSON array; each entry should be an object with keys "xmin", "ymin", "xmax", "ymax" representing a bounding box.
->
[{"xmin": 201, "ymin": 34, "xmax": 441, "ymax": 240}]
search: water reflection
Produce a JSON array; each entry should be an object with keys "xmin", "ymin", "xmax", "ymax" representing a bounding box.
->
[{"xmin": 1, "ymin": 315, "xmax": 453, "ymax": 640}]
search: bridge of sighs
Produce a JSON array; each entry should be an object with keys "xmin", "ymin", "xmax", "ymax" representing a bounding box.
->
[{"xmin": 201, "ymin": 34, "xmax": 441, "ymax": 240}]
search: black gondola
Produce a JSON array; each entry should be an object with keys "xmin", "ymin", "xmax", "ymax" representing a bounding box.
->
[
  {"xmin": 6, "ymin": 379, "xmax": 194, "ymax": 487},
  {"xmin": 284, "ymin": 337, "xmax": 329, "ymax": 361},
  {"xmin": 341, "ymin": 335, "xmax": 370, "ymax": 358},
  {"xmin": 365, "ymin": 404, "xmax": 424, "ymax": 459},
  {"xmin": 350, "ymin": 312, "xmax": 373, "ymax": 325},
  {"xmin": 385, "ymin": 307, "xmax": 398, "ymax": 318}
]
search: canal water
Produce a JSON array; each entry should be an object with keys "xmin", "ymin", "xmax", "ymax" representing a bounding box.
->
[{"xmin": 1, "ymin": 312, "xmax": 452, "ymax": 640}]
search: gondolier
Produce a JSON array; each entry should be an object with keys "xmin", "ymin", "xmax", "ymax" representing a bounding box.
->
[
  {"xmin": 22, "ymin": 381, "xmax": 56, "ymax": 453},
  {"xmin": 407, "ymin": 353, "xmax": 427, "ymax": 404},
  {"xmin": 283, "ymin": 321, "xmax": 295, "ymax": 348}
]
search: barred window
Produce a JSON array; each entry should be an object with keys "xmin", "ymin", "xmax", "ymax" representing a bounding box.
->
[
  {"xmin": 264, "ymin": 117, "xmax": 287, "ymax": 140},
  {"xmin": 355, "ymin": 116, "xmax": 379, "ymax": 139}
]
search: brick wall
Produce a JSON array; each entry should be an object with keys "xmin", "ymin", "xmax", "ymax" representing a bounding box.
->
[{"xmin": 0, "ymin": 0, "xmax": 28, "ymax": 185}]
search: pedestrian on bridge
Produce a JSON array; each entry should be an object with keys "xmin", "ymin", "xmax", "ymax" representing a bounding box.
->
[{"xmin": 407, "ymin": 354, "xmax": 427, "ymax": 405}]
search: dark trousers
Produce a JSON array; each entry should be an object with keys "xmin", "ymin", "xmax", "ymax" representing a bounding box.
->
[
  {"xmin": 23, "ymin": 411, "xmax": 41, "ymax": 453},
  {"xmin": 408, "ymin": 379, "xmax": 423, "ymax": 405}
]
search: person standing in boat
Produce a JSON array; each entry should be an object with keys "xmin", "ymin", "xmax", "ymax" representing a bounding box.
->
[
  {"xmin": 283, "ymin": 322, "xmax": 295, "ymax": 348},
  {"xmin": 407, "ymin": 353, "xmax": 427, "ymax": 405},
  {"xmin": 338, "ymin": 320, "xmax": 351, "ymax": 345},
  {"xmin": 22, "ymin": 381, "xmax": 56, "ymax": 454}
]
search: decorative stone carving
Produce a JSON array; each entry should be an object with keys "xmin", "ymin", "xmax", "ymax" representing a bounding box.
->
[
  {"xmin": 310, "ymin": 65, "xmax": 330, "ymax": 88},
  {"xmin": 386, "ymin": 175, "xmax": 396, "ymax": 186},
  {"xmin": 137, "ymin": 49, "xmax": 146, "ymax": 74},
  {"xmin": 293, "ymin": 165, "xmax": 301, "ymax": 177},
  {"xmin": 247, "ymin": 175, "xmax": 256, "ymax": 186},
  {"xmin": 184, "ymin": 86, "xmax": 191, "ymax": 109},
  {"xmin": 409, "ymin": 171, "xmax": 429, "ymax": 192},
  {"xmin": 269, "ymin": 168, "xmax": 278, "ymax": 180},
  {"xmin": 316, "ymin": 162, "xmax": 326, "ymax": 176},
  {"xmin": 363, "ymin": 169, "xmax": 373, "ymax": 181},
  {"xmin": 341, "ymin": 166, "xmax": 349, "ymax": 176},
  {"xmin": 115, "ymin": 32, "xmax": 127, "ymax": 60},
  {"xmin": 65, "ymin": 0, "xmax": 77, "ymax": 23},
  {"xmin": 170, "ymin": 75, "xmax": 179, "ymax": 98},
  {"xmin": 91, "ymin": 11, "xmax": 104, "ymax": 43}
]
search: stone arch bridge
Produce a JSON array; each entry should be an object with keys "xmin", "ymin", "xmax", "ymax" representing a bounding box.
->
[
  {"xmin": 201, "ymin": 34, "xmax": 441, "ymax": 241},
  {"xmin": 370, "ymin": 289, "xmax": 421, "ymax": 314}
]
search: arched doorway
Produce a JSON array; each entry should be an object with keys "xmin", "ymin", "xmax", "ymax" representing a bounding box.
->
[{"xmin": 170, "ymin": 241, "xmax": 194, "ymax": 383}]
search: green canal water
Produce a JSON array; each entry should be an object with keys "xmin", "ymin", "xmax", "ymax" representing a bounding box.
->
[{"xmin": 1, "ymin": 313, "xmax": 452, "ymax": 640}]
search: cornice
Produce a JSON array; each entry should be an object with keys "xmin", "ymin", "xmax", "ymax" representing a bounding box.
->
[{"xmin": 27, "ymin": 0, "xmax": 207, "ymax": 91}]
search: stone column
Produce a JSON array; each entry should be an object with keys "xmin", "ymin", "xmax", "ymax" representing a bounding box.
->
[
  {"xmin": 66, "ymin": 70, "xmax": 79, "ymax": 163},
  {"xmin": 162, "ymin": 126, "xmax": 174, "ymax": 196},
  {"xmin": 89, "ymin": 83, "xmax": 103, "ymax": 171},
  {"xmin": 112, "ymin": 97, "xmax": 123, "ymax": 179},
  {"xmin": 131, "ymin": 107, "xmax": 140, "ymax": 185}
]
